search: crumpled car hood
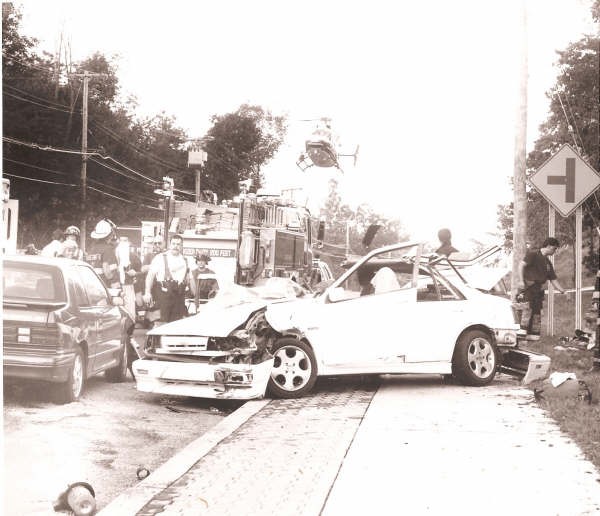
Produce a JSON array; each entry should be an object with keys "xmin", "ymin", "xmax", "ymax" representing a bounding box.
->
[{"xmin": 148, "ymin": 301, "xmax": 268, "ymax": 337}]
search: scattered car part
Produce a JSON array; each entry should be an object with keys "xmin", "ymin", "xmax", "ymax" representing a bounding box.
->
[
  {"xmin": 53, "ymin": 482, "xmax": 96, "ymax": 515},
  {"xmin": 136, "ymin": 467, "xmax": 150, "ymax": 480}
]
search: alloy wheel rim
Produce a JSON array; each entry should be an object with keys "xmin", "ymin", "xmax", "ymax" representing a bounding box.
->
[
  {"xmin": 271, "ymin": 346, "xmax": 312, "ymax": 391},
  {"xmin": 467, "ymin": 338, "xmax": 494, "ymax": 379}
]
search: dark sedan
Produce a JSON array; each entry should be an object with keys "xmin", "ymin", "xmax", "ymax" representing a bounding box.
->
[{"xmin": 3, "ymin": 255, "xmax": 135, "ymax": 403}]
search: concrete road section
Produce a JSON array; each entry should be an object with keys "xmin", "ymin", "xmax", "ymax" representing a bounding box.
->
[
  {"xmin": 322, "ymin": 375, "xmax": 600, "ymax": 516},
  {"xmin": 3, "ymin": 372, "xmax": 231, "ymax": 515},
  {"xmin": 99, "ymin": 374, "xmax": 600, "ymax": 516}
]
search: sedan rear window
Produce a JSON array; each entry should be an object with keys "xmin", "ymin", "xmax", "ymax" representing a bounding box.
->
[{"xmin": 3, "ymin": 262, "xmax": 66, "ymax": 302}]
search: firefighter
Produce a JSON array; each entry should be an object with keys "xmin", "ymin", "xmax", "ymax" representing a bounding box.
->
[
  {"xmin": 143, "ymin": 234, "xmax": 191, "ymax": 324},
  {"xmin": 87, "ymin": 219, "xmax": 119, "ymax": 288},
  {"xmin": 63, "ymin": 225, "xmax": 84, "ymax": 260}
]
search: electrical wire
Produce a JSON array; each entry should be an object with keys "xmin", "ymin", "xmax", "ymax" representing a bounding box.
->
[
  {"xmin": 91, "ymin": 121, "xmax": 186, "ymax": 174},
  {"xmin": 3, "ymin": 135, "xmax": 161, "ymax": 187},
  {"xmin": 88, "ymin": 157, "xmax": 157, "ymax": 188},
  {"xmin": 3, "ymin": 172, "xmax": 76, "ymax": 187},
  {"xmin": 87, "ymin": 185, "xmax": 162, "ymax": 211},
  {"xmin": 3, "ymin": 90, "xmax": 75, "ymax": 114},
  {"xmin": 563, "ymin": 93, "xmax": 586, "ymax": 153},
  {"xmin": 3, "ymin": 136, "xmax": 86, "ymax": 155},
  {"xmin": 4, "ymin": 83, "xmax": 80, "ymax": 112},
  {"xmin": 2, "ymin": 157, "xmax": 71, "ymax": 176}
]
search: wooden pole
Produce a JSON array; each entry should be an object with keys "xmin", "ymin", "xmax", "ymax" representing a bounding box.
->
[
  {"xmin": 80, "ymin": 72, "xmax": 89, "ymax": 254},
  {"xmin": 511, "ymin": 0, "xmax": 529, "ymax": 302}
]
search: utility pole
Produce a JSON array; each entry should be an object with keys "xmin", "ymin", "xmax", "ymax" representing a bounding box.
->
[
  {"xmin": 80, "ymin": 71, "xmax": 89, "ymax": 254},
  {"xmin": 73, "ymin": 71, "xmax": 107, "ymax": 254},
  {"xmin": 511, "ymin": 0, "xmax": 528, "ymax": 301}
]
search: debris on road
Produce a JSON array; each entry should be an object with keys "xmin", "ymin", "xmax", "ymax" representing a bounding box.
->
[
  {"xmin": 53, "ymin": 482, "xmax": 96, "ymax": 515},
  {"xmin": 136, "ymin": 467, "xmax": 151, "ymax": 481},
  {"xmin": 533, "ymin": 372, "xmax": 593, "ymax": 404}
]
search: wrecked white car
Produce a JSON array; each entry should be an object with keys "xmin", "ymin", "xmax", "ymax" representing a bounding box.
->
[{"xmin": 132, "ymin": 241, "xmax": 550, "ymax": 400}]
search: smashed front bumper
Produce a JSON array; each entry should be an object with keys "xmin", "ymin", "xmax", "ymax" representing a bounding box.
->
[
  {"xmin": 132, "ymin": 358, "xmax": 274, "ymax": 400},
  {"xmin": 499, "ymin": 348, "xmax": 551, "ymax": 384}
]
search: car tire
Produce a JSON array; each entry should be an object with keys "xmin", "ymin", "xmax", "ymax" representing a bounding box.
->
[
  {"xmin": 105, "ymin": 334, "xmax": 129, "ymax": 383},
  {"xmin": 267, "ymin": 337, "xmax": 317, "ymax": 399},
  {"xmin": 452, "ymin": 329, "xmax": 498, "ymax": 386},
  {"xmin": 56, "ymin": 346, "xmax": 85, "ymax": 404}
]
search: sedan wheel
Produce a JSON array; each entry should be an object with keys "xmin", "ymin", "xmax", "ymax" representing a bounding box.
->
[
  {"xmin": 56, "ymin": 347, "xmax": 85, "ymax": 404},
  {"xmin": 452, "ymin": 330, "xmax": 497, "ymax": 386},
  {"xmin": 267, "ymin": 337, "xmax": 317, "ymax": 399},
  {"xmin": 105, "ymin": 334, "xmax": 129, "ymax": 383}
]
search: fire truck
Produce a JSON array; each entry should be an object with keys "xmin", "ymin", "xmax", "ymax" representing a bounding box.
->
[{"xmin": 169, "ymin": 192, "xmax": 330, "ymax": 289}]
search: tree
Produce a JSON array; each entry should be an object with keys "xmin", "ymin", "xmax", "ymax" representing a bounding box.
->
[
  {"xmin": 2, "ymin": 6, "xmax": 192, "ymax": 246},
  {"xmin": 316, "ymin": 178, "xmax": 408, "ymax": 276},
  {"xmin": 498, "ymin": 3, "xmax": 599, "ymax": 273},
  {"xmin": 202, "ymin": 104, "xmax": 286, "ymax": 201}
]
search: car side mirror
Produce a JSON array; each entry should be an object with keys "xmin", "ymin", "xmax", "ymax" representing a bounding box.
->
[{"xmin": 327, "ymin": 286, "xmax": 345, "ymax": 303}]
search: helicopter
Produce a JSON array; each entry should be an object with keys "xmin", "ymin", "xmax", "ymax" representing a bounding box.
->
[{"xmin": 296, "ymin": 117, "xmax": 359, "ymax": 173}]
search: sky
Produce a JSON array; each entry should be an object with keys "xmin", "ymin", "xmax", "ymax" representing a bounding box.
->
[{"xmin": 16, "ymin": 0, "xmax": 597, "ymax": 251}]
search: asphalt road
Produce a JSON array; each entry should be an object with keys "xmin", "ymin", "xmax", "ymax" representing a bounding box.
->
[{"xmin": 3, "ymin": 344, "xmax": 243, "ymax": 515}]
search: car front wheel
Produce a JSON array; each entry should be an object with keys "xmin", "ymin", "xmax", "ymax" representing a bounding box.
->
[
  {"xmin": 452, "ymin": 330, "xmax": 498, "ymax": 386},
  {"xmin": 267, "ymin": 338, "xmax": 317, "ymax": 399},
  {"xmin": 57, "ymin": 346, "xmax": 85, "ymax": 404}
]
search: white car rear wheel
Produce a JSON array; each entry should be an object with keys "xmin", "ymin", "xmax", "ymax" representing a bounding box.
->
[{"xmin": 267, "ymin": 338, "xmax": 317, "ymax": 399}]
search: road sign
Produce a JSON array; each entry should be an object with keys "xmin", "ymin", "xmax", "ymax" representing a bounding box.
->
[{"xmin": 529, "ymin": 143, "xmax": 600, "ymax": 218}]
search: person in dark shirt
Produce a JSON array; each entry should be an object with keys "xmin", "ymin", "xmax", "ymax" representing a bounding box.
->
[
  {"xmin": 193, "ymin": 253, "xmax": 218, "ymax": 308},
  {"xmin": 435, "ymin": 228, "xmax": 459, "ymax": 257},
  {"xmin": 517, "ymin": 237, "xmax": 565, "ymax": 340}
]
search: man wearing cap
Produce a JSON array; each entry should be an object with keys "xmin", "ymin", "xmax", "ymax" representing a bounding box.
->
[
  {"xmin": 87, "ymin": 219, "xmax": 120, "ymax": 288},
  {"xmin": 193, "ymin": 253, "xmax": 219, "ymax": 308},
  {"xmin": 143, "ymin": 234, "xmax": 191, "ymax": 324}
]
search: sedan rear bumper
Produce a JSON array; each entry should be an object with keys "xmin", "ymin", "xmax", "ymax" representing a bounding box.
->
[
  {"xmin": 3, "ymin": 352, "xmax": 75, "ymax": 383},
  {"xmin": 132, "ymin": 358, "xmax": 274, "ymax": 400}
]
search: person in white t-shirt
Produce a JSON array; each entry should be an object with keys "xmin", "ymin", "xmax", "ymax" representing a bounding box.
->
[
  {"xmin": 143, "ymin": 234, "xmax": 191, "ymax": 323},
  {"xmin": 41, "ymin": 229, "xmax": 64, "ymax": 257}
]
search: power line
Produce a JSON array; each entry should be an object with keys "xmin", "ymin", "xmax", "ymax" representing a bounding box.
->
[
  {"xmin": 4, "ymin": 83, "xmax": 80, "ymax": 112},
  {"xmin": 4, "ymin": 172, "xmax": 77, "ymax": 187},
  {"xmin": 3, "ymin": 90, "xmax": 74, "ymax": 114},
  {"xmin": 2, "ymin": 157, "xmax": 71, "ymax": 176},
  {"xmin": 88, "ymin": 156, "xmax": 157, "ymax": 187},
  {"xmin": 563, "ymin": 93, "xmax": 586, "ymax": 154},
  {"xmin": 3, "ymin": 136, "xmax": 161, "ymax": 186},
  {"xmin": 87, "ymin": 185, "xmax": 162, "ymax": 211},
  {"xmin": 3, "ymin": 136, "xmax": 86, "ymax": 155},
  {"xmin": 91, "ymin": 121, "xmax": 186, "ymax": 174}
]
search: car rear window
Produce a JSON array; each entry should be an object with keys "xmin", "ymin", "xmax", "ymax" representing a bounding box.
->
[{"xmin": 3, "ymin": 261, "xmax": 67, "ymax": 303}]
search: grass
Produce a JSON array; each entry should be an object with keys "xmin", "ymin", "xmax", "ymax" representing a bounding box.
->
[{"xmin": 522, "ymin": 289, "xmax": 600, "ymax": 471}]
